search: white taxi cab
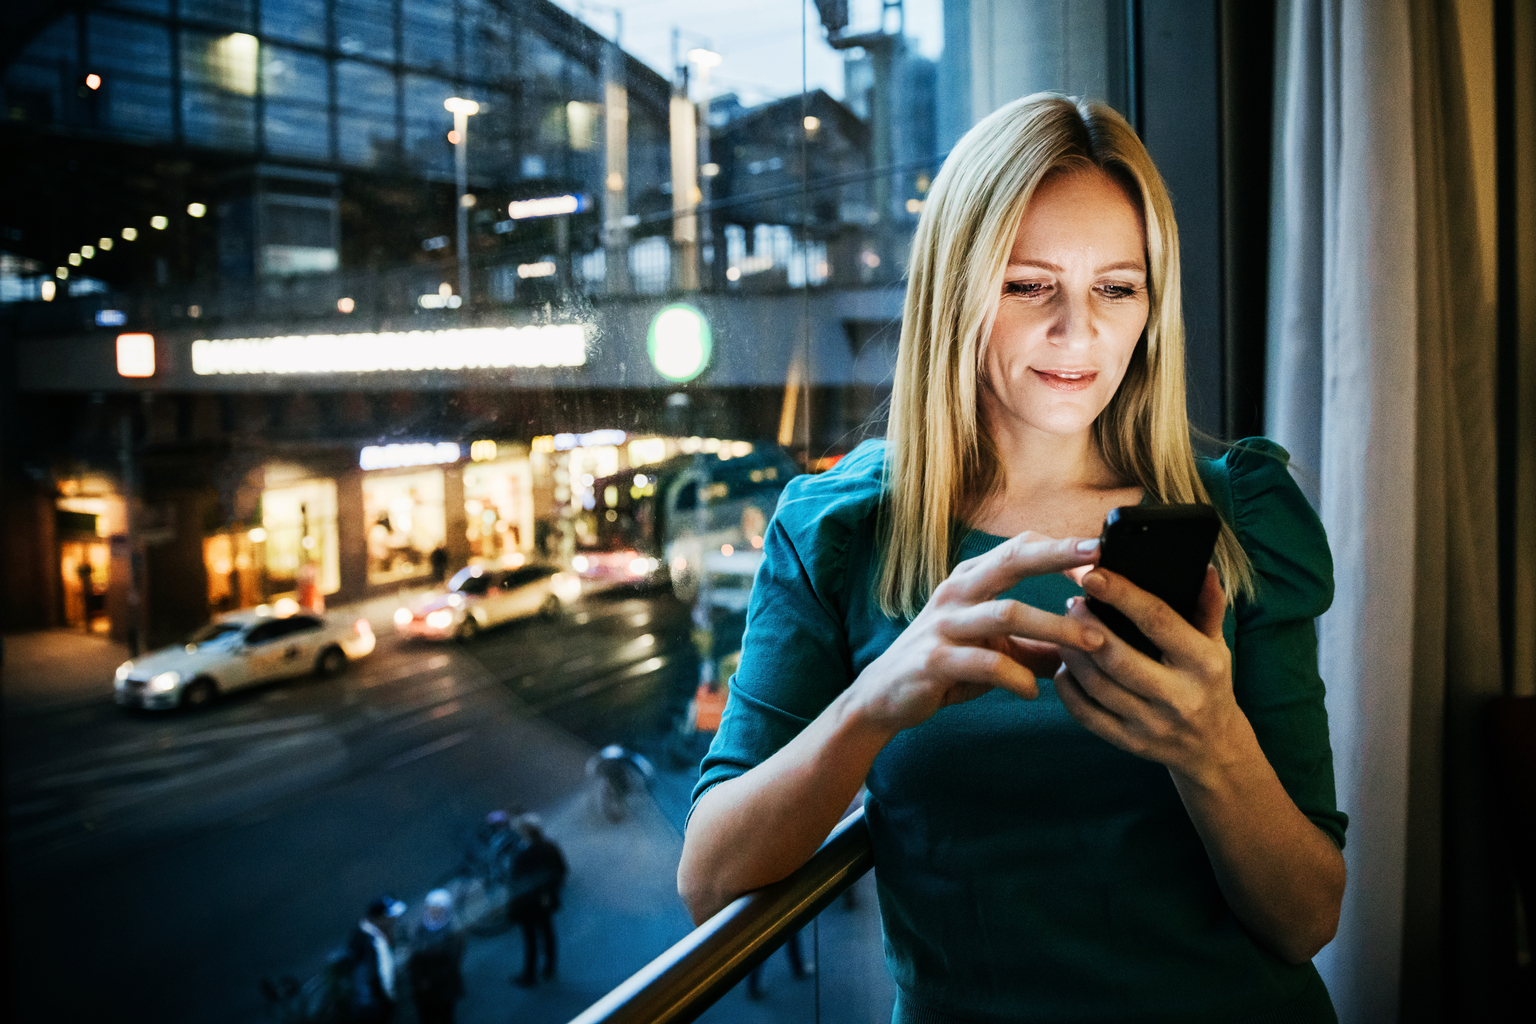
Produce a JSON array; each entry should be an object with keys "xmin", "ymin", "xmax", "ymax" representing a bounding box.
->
[
  {"xmin": 394, "ymin": 563, "xmax": 580, "ymax": 641},
  {"xmin": 114, "ymin": 608, "xmax": 376, "ymax": 710}
]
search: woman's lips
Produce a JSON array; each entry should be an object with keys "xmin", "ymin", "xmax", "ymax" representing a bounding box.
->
[{"xmin": 1031, "ymin": 369, "xmax": 1098, "ymax": 392}]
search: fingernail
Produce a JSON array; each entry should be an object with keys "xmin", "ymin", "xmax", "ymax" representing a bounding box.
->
[
  {"xmin": 1075, "ymin": 538, "xmax": 1100, "ymax": 553},
  {"xmin": 1065, "ymin": 596, "xmax": 1080, "ymax": 612}
]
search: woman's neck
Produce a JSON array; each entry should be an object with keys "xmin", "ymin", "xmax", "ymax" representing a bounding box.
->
[{"xmin": 968, "ymin": 414, "xmax": 1139, "ymax": 539}]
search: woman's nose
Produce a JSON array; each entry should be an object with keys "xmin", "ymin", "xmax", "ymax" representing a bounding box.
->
[{"xmin": 1046, "ymin": 288, "xmax": 1094, "ymax": 349}]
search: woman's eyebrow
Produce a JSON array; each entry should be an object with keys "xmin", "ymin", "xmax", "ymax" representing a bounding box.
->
[{"xmin": 1004, "ymin": 258, "xmax": 1147, "ymax": 274}]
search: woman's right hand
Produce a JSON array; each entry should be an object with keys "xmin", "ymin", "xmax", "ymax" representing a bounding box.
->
[{"xmin": 847, "ymin": 532, "xmax": 1107, "ymax": 735}]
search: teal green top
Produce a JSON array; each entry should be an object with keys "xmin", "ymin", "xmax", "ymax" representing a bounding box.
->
[{"xmin": 692, "ymin": 438, "xmax": 1346, "ymax": 1024}]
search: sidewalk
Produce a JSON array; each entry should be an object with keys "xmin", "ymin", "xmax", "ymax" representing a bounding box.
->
[{"xmin": 0, "ymin": 629, "xmax": 132, "ymax": 715}]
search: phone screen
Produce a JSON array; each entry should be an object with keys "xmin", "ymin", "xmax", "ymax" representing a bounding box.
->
[{"xmin": 1084, "ymin": 504, "xmax": 1221, "ymax": 660}]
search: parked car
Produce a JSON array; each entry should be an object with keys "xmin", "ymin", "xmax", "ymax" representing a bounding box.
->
[
  {"xmin": 393, "ymin": 563, "xmax": 580, "ymax": 641},
  {"xmin": 114, "ymin": 610, "xmax": 376, "ymax": 711}
]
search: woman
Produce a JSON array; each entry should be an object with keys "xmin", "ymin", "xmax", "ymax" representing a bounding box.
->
[{"xmin": 678, "ymin": 93, "xmax": 1347, "ymax": 1023}]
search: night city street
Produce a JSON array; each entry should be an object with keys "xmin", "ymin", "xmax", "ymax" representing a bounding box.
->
[{"xmin": 3, "ymin": 588, "xmax": 893, "ymax": 1023}]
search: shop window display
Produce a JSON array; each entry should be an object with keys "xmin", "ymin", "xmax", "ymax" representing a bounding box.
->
[
  {"xmin": 364, "ymin": 469, "xmax": 447, "ymax": 584},
  {"xmin": 259, "ymin": 479, "xmax": 340, "ymax": 597},
  {"xmin": 462, "ymin": 455, "xmax": 534, "ymax": 565}
]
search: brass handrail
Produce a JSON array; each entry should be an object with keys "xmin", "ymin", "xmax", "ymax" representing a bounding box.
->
[{"xmin": 567, "ymin": 807, "xmax": 874, "ymax": 1024}]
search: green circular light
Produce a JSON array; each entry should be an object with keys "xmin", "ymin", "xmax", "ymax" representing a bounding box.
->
[{"xmin": 647, "ymin": 303, "xmax": 712, "ymax": 382}]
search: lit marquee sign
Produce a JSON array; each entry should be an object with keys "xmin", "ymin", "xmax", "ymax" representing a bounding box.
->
[
  {"xmin": 191, "ymin": 325, "xmax": 586, "ymax": 375},
  {"xmin": 359, "ymin": 442, "xmax": 462, "ymax": 471}
]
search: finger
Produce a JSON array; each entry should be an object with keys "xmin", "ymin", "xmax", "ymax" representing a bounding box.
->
[
  {"xmin": 1053, "ymin": 663, "xmax": 1132, "ymax": 749},
  {"xmin": 1079, "ymin": 568, "xmax": 1204, "ymax": 666},
  {"xmin": 1005, "ymin": 637, "xmax": 1063, "ymax": 679},
  {"xmin": 937, "ymin": 598, "xmax": 1105, "ymax": 653},
  {"xmin": 1193, "ymin": 565, "xmax": 1225, "ymax": 638},
  {"xmin": 941, "ymin": 534, "xmax": 1102, "ymax": 604},
  {"xmin": 1059, "ymin": 644, "xmax": 1152, "ymax": 721},
  {"xmin": 928, "ymin": 644, "xmax": 1041, "ymax": 699},
  {"xmin": 1063, "ymin": 597, "xmax": 1189, "ymax": 707}
]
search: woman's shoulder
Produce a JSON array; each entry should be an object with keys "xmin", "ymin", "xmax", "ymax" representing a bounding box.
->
[
  {"xmin": 1197, "ymin": 437, "xmax": 1333, "ymax": 620},
  {"xmin": 774, "ymin": 439, "xmax": 887, "ymax": 529},
  {"xmin": 768, "ymin": 439, "xmax": 887, "ymax": 596}
]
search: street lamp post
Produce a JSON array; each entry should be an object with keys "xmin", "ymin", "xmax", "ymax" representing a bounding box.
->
[
  {"xmin": 687, "ymin": 47, "xmax": 721, "ymax": 288},
  {"xmin": 444, "ymin": 97, "xmax": 481, "ymax": 304}
]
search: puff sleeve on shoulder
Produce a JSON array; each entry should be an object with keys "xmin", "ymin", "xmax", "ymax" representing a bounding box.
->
[
  {"xmin": 689, "ymin": 441, "xmax": 887, "ymax": 818},
  {"xmin": 1202, "ymin": 437, "xmax": 1347, "ymax": 849}
]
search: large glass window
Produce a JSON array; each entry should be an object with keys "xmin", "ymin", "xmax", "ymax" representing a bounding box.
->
[
  {"xmin": 336, "ymin": 0, "xmax": 397, "ymax": 63},
  {"xmin": 260, "ymin": 0, "xmax": 326, "ymax": 48},
  {"xmin": 263, "ymin": 44, "xmax": 331, "ymax": 160},
  {"xmin": 180, "ymin": 28, "xmax": 257, "ymax": 149},
  {"xmin": 336, "ymin": 58, "xmax": 398, "ymax": 166},
  {"xmin": 88, "ymin": 14, "xmax": 175, "ymax": 140},
  {"xmin": 363, "ymin": 468, "xmax": 447, "ymax": 584},
  {"xmin": 401, "ymin": 0, "xmax": 456, "ymax": 74},
  {"xmin": 259, "ymin": 478, "xmax": 340, "ymax": 597}
]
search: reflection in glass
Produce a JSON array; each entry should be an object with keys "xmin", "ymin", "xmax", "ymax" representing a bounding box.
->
[
  {"xmin": 336, "ymin": 0, "xmax": 396, "ymax": 62},
  {"xmin": 260, "ymin": 0, "xmax": 326, "ymax": 47}
]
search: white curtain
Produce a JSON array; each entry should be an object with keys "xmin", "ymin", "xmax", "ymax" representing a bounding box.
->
[{"xmin": 1266, "ymin": 0, "xmax": 1509, "ymax": 1020}]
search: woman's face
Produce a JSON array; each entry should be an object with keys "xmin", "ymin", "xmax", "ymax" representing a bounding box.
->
[{"xmin": 981, "ymin": 167, "xmax": 1150, "ymax": 443}]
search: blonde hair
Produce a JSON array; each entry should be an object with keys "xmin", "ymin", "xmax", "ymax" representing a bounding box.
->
[{"xmin": 878, "ymin": 93, "xmax": 1254, "ymax": 618}]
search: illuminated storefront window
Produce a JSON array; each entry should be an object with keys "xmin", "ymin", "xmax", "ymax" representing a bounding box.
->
[
  {"xmin": 363, "ymin": 468, "xmax": 447, "ymax": 584},
  {"xmin": 462, "ymin": 449, "xmax": 534, "ymax": 565},
  {"xmin": 259, "ymin": 478, "xmax": 340, "ymax": 596},
  {"xmin": 203, "ymin": 531, "xmax": 258, "ymax": 611}
]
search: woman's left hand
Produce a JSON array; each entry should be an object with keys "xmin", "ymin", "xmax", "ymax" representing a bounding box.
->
[{"xmin": 1055, "ymin": 565, "xmax": 1245, "ymax": 783}]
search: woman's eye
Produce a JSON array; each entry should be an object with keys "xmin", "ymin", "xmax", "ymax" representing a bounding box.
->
[
  {"xmin": 1004, "ymin": 281, "xmax": 1047, "ymax": 297},
  {"xmin": 1099, "ymin": 283, "xmax": 1139, "ymax": 299}
]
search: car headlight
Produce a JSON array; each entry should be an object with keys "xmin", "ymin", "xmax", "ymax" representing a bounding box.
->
[
  {"xmin": 628, "ymin": 557, "xmax": 649, "ymax": 576},
  {"xmin": 393, "ymin": 607, "xmax": 412, "ymax": 627},
  {"xmin": 425, "ymin": 609, "xmax": 454, "ymax": 629},
  {"xmin": 115, "ymin": 662, "xmax": 132, "ymax": 682},
  {"xmin": 148, "ymin": 671, "xmax": 182, "ymax": 693},
  {"xmin": 572, "ymin": 555, "xmax": 589, "ymax": 572}
]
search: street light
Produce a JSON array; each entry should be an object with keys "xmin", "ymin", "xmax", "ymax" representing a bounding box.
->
[
  {"xmin": 686, "ymin": 47, "xmax": 722, "ymax": 289},
  {"xmin": 444, "ymin": 97, "xmax": 481, "ymax": 304}
]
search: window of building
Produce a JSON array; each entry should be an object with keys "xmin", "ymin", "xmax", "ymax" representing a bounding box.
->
[{"xmin": 363, "ymin": 468, "xmax": 447, "ymax": 585}]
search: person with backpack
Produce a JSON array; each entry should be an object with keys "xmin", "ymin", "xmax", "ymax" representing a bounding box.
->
[{"xmin": 506, "ymin": 814, "xmax": 566, "ymax": 987}]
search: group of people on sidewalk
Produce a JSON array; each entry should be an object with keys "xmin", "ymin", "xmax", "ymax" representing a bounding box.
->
[{"xmin": 343, "ymin": 813, "xmax": 567, "ymax": 1024}]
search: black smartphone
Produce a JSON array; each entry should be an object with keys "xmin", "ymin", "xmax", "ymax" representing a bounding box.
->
[{"xmin": 1084, "ymin": 504, "xmax": 1221, "ymax": 660}]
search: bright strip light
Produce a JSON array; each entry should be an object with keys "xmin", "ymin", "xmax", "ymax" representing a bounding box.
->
[
  {"xmin": 359, "ymin": 442, "xmax": 462, "ymax": 471},
  {"xmin": 191, "ymin": 325, "xmax": 587, "ymax": 375},
  {"xmin": 507, "ymin": 194, "xmax": 584, "ymax": 219},
  {"xmin": 517, "ymin": 261, "xmax": 557, "ymax": 279}
]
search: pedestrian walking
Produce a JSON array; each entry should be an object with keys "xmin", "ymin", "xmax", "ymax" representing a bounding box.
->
[
  {"xmin": 347, "ymin": 894, "xmax": 405, "ymax": 1023},
  {"xmin": 407, "ymin": 889, "xmax": 465, "ymax": 1024},
  {"xmin": 506, "ymin": 813, "xmax": 566, "ymax": 987}
]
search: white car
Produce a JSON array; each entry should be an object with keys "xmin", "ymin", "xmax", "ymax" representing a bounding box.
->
[
  {"xmin": 114, "ymin": 610, "xmax": 377, "ymax": 711},
  {"xmin": 394, "ymin": 563, "xmax": 580, "ymax": 641}
]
